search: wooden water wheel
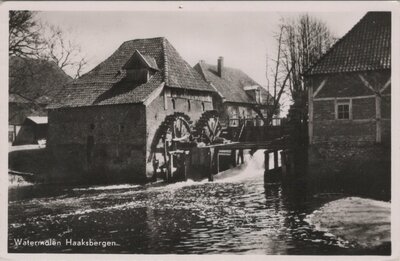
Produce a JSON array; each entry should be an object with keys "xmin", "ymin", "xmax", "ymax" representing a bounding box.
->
[
  {"xmin": 194, "ymin": 110, "xmax": 224, "ymax": 145},
  {"xmin": 153, "ymin": 113, "xmax": 193, "ymax": 181}
]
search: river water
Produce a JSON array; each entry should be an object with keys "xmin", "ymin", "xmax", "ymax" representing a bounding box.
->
[{"xmin": 8, "ymin": 150, "xmax": 388, "ymax": 254}]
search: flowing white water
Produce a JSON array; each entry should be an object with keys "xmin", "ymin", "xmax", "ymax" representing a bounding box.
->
[
  {"xmin": 72, "ymin": 184, "xmax": 142, "ymax": 191},
  {"xmin": 215, "ymin": 149, "xmax": 272, "ymax": 183}
]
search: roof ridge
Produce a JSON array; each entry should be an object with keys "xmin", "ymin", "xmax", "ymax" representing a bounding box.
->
[
  {"xmin": 162, "ymin": 37, "xmax": 169, "ymax": 85},
  {"xmin": 303, "ymin": 12, "xmax": 368, "ymax": 76},
  {"xmin": 200, "ymin": 61, "xmax": 248, "ymax": 73},
  {"xmin": 121, "ymin": 36, "xmax": 166, "ymax": 45}
]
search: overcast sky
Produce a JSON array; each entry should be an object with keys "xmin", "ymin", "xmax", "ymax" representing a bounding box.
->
[{"xmin": 37, "ymin": 10, "xmax": 366, "ymax": 86}]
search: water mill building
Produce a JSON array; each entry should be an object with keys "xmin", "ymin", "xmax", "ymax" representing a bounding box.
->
[
  {"xmin": 47, "ymin": 37, "xmax": 275, "ymax": 182},
  {"xmin": 47, "ymin": 37, "xmax": 217, "ymax": 181}
]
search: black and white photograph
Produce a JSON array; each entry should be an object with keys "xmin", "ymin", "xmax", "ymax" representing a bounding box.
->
[{"xmin": 1, "ymin": 1, "xmax": 399, "ymax": 258}]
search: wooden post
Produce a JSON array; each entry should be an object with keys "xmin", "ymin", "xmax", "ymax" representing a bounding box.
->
[
  {"xmin": 208, "ymin": 148, "xmax": 214, "ymax": 181},
  {"xmin": 231, "ymin": 149, "xmax": 237, "ymax": 167},
  {"xmin": 214, "ymin": 148, "xmax": 220, "ymax": 174},
  {"xmin": 183, "ymin": 151, "xmax": 190, "ymax": 181},
  {"xmin": 167, "ymin": 153, "xmax": 173, "ymax": 182},
  {"xmin": 238, "ymin": 149, "xmax": 244, "ymax": 165},
  {"xmin": 264, "ymin": 150, "xmax": 270, "ymax": 172},
  {"xmin": 274, "ymin": 150, "xmax": 279, "ymax": 169},
  {"xmin": 280, "ymin": 150, "xmax": 287, "ymax": 177}
]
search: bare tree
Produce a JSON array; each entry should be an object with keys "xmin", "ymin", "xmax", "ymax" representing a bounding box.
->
[
  {"xmin": 262, "ymin": 24, "xmax": 294, "ymax": 126},
  {"xmin": 263, "ymin": 14, "xmax": 333, "ymax": 130},
  {"xmin": 9, "ymin": 11, "xmax": 87, "ymax": 79},
  {"xmin": 9, "ymin": 11, "xmax": 43, "ymax": 58},
  {"xmin": 40, "ymin": 24, "xmax": 87, "ymax": 78},
  {"xmin": 282, "ymin": 14, "xmax": 334, "ymax": 101}
]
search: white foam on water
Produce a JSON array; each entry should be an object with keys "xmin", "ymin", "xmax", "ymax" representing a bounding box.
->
[
  {"xmin": 148, "ymin": 179, "xmax": 208, "ymax": 192},
  {"xmin": 8, "ymin": 175, "xmax": 34, "ymax": 188},
  {"xmin": 215, "ymin": 150, "xmax": 266, "ymax": 183},
  {"xmin": 72, "ymin": 184, "xmax": 141, "ymax": 191}
]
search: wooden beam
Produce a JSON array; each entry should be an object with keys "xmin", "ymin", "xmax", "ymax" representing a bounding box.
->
[
  {"xmin": 231, "ymin": 149, "xmax": 237, "ymax": 167},
  {"xmin": 349, "ymin": 98, "xmax": 353, "ymax": 120},
  {"xmin": 313, "ymin": 119, "xmax": 375, "ymax": 123},
  {"xmin": 334, "ymin": 98, "xmax": 338, "ymax": 120},
  {"xmin": 313, "ymin": 79, "xmax": 327, "ymax": 98},
  {"xmin": 280, "ymin": 151, "xmax": 287, "ymax": 177},
  {"xmin": 274, "ymin": 150, "xmax": 279, "ymax": 169},
  {"xmin": 314, "ymin": 95, "xmax": 375, "ymax": 101},
  {"xmin": 264, "ymin": 151, "xmax": 270, "ymax": 171},
  {"xmin": 381, "ymin": 78, "xmax": 391, "ymax": 93},
  {"xmin": 144, "ymin": 83, "xmax": 165, "ymax": 106},
  {"xmin": 238, "ymin": 149, "xmax": 244, "ymax": 165},
  {"xmin": 376, "ymin": 95, "xmax": 382, "ymax": 143},
  {"xmin": 167, "ymin": 153, "xmax": 173, "ymax": 182},
  {"xmin": 358, "ymin": 74, "xmax": 377, "ymax": 93},
  {"xmin": 163, "ymin": 88, "xmax": 170, "ymax": 110},
  {"xmin": 214, "ymin": 149, "xmax": 220, "ymax": 174},
  {"xmin": 208, "ymin": 148, "xmax": 215, "ymax": 181}
]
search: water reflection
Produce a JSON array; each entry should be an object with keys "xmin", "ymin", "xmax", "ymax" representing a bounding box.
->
[{"xmin": 8, "ymin": 151, "xmax": 389, "ymax": 254}]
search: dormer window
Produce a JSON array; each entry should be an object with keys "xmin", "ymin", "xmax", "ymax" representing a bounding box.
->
[
  {"xmin": 121, "ymin": 50, "xmax": 159, "ymax": 84},
  {"xmin": 244, "ymin": 85, "xmax": 261, "ymax": 103}
]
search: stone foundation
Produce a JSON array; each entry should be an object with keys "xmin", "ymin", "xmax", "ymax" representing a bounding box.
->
[{"xmin": 307, "ymin": 142, "xmax": 391, "ymax": 200}]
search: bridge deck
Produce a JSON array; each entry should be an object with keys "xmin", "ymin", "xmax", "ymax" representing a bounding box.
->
[{"xmin": 199, "ymin": 137, "xmax": 290, "ymax": 151}]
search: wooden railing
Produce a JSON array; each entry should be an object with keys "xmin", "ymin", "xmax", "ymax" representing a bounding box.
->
[{"xmin": 227, "ymin": 117, "xmax": 284, "ymax": 127}]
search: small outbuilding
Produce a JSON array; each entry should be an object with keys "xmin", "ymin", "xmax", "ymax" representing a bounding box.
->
[
  {"xmin": 11, "ymin": 116, "xmax": 48, "ymax": 145},
  {"xmin": 304, "ymin": 11, "xmax": 391, "ymax": 198},
  {"xmin": 305, "ymin": 11, "xmax": 391, "ymax": 144}
]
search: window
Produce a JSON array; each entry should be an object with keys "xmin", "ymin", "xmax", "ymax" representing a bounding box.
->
[
  {"xmin": 172, "ymin": 99, "xmax": 176, "ymax": 110},
  {"xmin": 188, "ymin": 100, "xmax": 191, "ymax": 112},
  {"xmin": 201, "ymin": 102, "xmax": 205, "ymax": 112},
  {"xmin": 337, "ymin": 103, "xmax": 350, "ymax": 120}
]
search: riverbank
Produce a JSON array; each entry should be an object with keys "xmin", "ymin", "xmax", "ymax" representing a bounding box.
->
[{"xmin": 306, "ymin": 197, "xmax": 391, "ymax": 249}]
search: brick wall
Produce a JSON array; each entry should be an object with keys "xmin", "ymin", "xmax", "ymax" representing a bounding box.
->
[
  {"xmin": 313, "ymin": 100, "xmax": 335, "ymax": 121},
  {"xmin": 352, "ymin": 98, "xmax": 375, "ymax": 119},
  {"xmin": 310, "ymin": 70, "xmax": 390, "ymax": 144},
  {"xmin": 48, "ymin": 104, "xmax": 147, "ymax": 181},
  {"xmin": 313, "ymin": 98, "xmax": 376, "ymax": 143},
  {"xmin": 382, "ymin": 95, "xmax": 391, "ymax": 119},
  {"xmin": 382, "ymin": 119, "xmax": 391, "ymax": 144},
  {"xmin": 308, "ymin": 142, "xmax": 391, "ymax": 200},
  {"xmin": 313, "ymin": 120, "xmax": 375, "ymax": 143}
]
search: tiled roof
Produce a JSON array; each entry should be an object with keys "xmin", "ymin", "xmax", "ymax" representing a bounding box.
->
[
  {"xmin": 304, "ymin": 12, "xmax": 391, "ymax": 76},
  {"xmin": 9, "ymin": 93, "xmax": 31, "ymax": 103},
  {"xmin": 48, "ymin": 37, "xmax": 213, "ymax": 109},
  {"xmin": 193, "ymin": 62, "xmax": 273, "ymax": 105}
]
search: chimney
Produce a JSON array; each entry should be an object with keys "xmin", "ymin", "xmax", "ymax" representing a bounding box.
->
[{"xmin": 217, "ymin": 56, "xmax": 224, "ymax": 77}]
